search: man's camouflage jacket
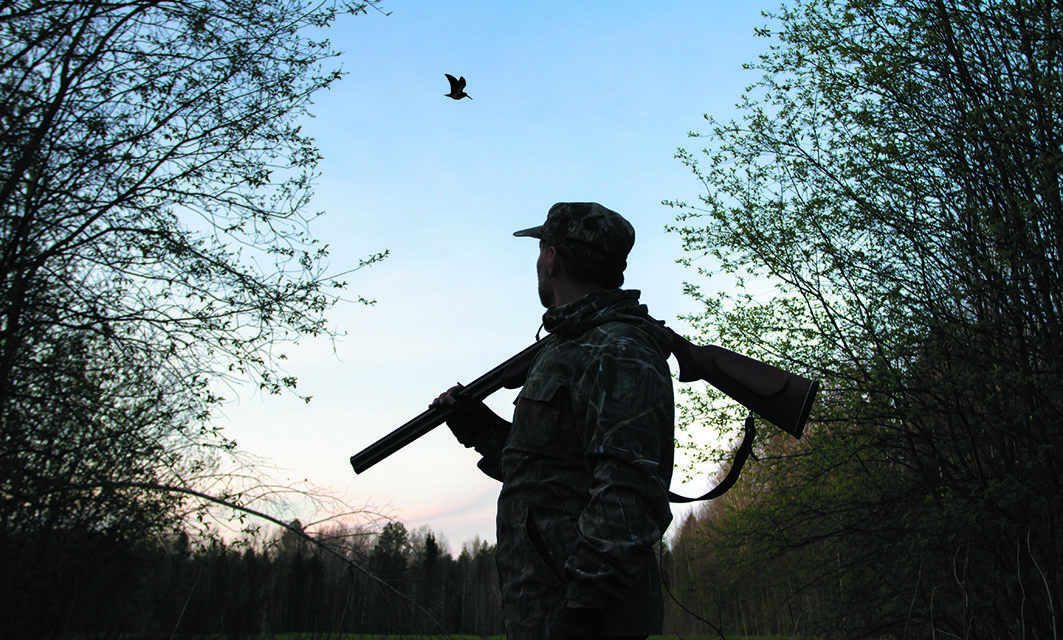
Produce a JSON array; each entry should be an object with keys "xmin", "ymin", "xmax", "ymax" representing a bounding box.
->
[{"xmin": 468, "ymin": 288, "xmax": 675, "ymax": 640}]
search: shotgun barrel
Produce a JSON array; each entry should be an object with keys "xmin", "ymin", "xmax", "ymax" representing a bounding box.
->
[{"xmin": 349, "ymin": 340, "xmax": 547, "ymax": 474}]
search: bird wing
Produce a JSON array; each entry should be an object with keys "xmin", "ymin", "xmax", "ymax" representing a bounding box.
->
[{"xmin": 445, "ymin": 73, "xmax": 460, "ymax": 90}]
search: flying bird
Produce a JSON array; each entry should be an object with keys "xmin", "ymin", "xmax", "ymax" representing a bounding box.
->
[{"xmin": 445, "ymin": 74, "xmax": 472, "ymax": 100}]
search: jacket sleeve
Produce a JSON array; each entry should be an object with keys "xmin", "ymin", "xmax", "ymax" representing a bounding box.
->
[
  {"xmin": 445, "ymin": 397, "xmax": 510, "ymax": 482},
  {"xmin": 471, "ymin": 427, "xmax": 508, "ymax": 482},
  {"xmin": 562, "ymin": 333, "xmax": 675, "ymax": 610}
]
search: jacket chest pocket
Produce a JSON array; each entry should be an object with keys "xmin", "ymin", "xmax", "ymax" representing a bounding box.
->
[{"xmin": 509, "ymin": 374, "xmax": 572, "ymax": 453}]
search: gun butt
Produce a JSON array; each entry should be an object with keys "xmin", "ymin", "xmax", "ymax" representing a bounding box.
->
[{"xmin": 672, "ymin": 333, "xmax": 818, "ymax": 439}]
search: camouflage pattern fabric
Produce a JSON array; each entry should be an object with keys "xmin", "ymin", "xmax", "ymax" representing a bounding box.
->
[
  {"xmin": 467, "ymin": 289, "xmax": 675, "ymax": 640},
  {"xmin": 513, "ymin": 202, "xmax": 635, "ymax": 275}
]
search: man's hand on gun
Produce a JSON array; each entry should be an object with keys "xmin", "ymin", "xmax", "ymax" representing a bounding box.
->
[
  {"xmin": 431, "ymin": 384, "xmax": 509, "ymax": 449},
  {"xmin": 429, "ymin": 385, "xmax": 461, "ymax": 409}
]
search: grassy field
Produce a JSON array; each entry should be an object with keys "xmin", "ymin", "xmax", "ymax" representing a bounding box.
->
[{"xmin": 259, "ymin": 629, "xmax": 803, "ymax": 633}]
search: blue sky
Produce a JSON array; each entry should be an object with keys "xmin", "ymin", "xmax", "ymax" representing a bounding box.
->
[{"xmin": 220, "ymin": 1, "xmax": 783, "ymax": 551}]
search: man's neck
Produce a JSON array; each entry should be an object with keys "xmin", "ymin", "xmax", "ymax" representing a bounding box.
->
[{"xmin": 550, "ymin": 281, "xmax": 607, "ymax": 307}]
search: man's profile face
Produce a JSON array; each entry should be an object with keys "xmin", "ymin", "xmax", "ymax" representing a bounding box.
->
[{"xmin": 536, "ymin": 241, "xmax": 555, "ymax": 308}]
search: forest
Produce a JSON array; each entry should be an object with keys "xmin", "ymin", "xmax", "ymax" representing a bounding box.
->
[
  {"xmin": 2, "ymin": 0, "xmax": 1060, "ymax": 638},
  {"xmin": 0, "ymin": 509, "xmax": 824, "ymax": 638},
  {"xmin": 3, "ymin": 519, "xmax": 507, "ymax": 637}
]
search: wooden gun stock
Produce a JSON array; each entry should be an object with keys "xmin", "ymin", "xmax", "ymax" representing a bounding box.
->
[
  {"xmin": 349, "ymin": 341, "xmax": 547, "ymax": 474},
  {"xmin": 349, "ymin": 329, "xmax": 818, "ymax": 474},
  {"xmin": 669, "ymin": 330, "xmax": 817, "ymax": 439}
]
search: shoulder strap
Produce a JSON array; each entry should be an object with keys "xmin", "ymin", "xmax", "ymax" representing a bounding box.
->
[{"xmin": 668, "ymin": 414, "xmax": 756, "ymax": 503}]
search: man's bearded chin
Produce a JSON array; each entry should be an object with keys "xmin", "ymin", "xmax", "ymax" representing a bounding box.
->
[{"xmin": 538, "ymin": 278, "xmax": 555, "ymax": 308}]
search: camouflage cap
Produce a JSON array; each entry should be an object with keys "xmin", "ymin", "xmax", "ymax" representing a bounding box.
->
[{"xmin": 513, "ymin": 202, "xmax": 635, "ymax": 273}]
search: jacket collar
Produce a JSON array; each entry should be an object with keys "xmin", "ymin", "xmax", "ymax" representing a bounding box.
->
[{"xmin": 542, "ymin": 289, "xmax": 646, "ymax": 338}]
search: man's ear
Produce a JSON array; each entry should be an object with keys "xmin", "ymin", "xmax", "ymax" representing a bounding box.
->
[{"xmin": 542, "ymin": 245, "xmax": 558, "ymax": 277}]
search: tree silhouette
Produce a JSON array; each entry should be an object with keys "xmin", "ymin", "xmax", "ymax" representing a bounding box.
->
[
  {"xmin": 669, "ymin": 0, "xmax": 1063, "ymax": 637},
  {"xmin": 0, "ymin": 1, "xmax": 386, "ymax": 637}
]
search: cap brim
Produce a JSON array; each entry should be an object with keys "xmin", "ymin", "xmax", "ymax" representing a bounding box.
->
[{"xmin": 513, "ymin": 225, "xmax": 544, "ymax": 238}]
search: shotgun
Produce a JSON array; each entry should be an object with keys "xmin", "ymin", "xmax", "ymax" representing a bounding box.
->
[{"xmin": 349, "ymin": 329, "xmax": 817, "ymax": 475}]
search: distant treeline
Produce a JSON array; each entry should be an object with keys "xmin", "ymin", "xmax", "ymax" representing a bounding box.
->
[
  {"xmin": 0, "ymin": 507, "xmax": 817, "ymax": 639},
  {"xmin": 1, "ymin": 519, "xmax": 505, "ymax": 639}
]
